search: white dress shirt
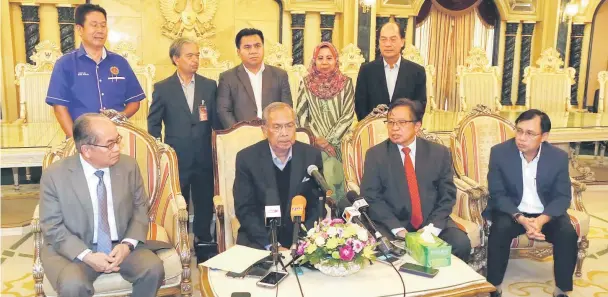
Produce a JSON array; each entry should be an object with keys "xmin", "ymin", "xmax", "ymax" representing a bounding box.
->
[
  {"xmin": 270, "ymin": 144, "xmax": 293, "ymax": 171},
  {"xmin": 244, "ymin": 64, "xmax": 265, "ymax": 118},
  {"xmin": 177, "ymin": 72, "xmax": 196, "ymax": 112},
  {"xmin": 77, "ymin": 156, "xmax": 138, "ymax": 260},
  {"xmin": 384, "ymin": 58, "xmax": 401, "ymax": 101},
  {"xmin": 518, "ymin": 144, "xmax": 545, "ymax": 214}
]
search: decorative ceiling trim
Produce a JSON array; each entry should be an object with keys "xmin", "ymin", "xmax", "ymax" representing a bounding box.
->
[{"xmin": 284, "ymin": 0, "xmax": 344, "ymax": 13}]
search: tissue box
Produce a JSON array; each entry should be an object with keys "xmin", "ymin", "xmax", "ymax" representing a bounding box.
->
[{"xmin": 405, "ymin": 232, "xmax": 452, "ymax": 268}]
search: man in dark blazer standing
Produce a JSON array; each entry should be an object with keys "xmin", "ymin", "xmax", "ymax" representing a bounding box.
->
[
  {"xmin": 485, "ymin": 110, "xmax": 577, "ymax": 297},
  {"xmin": 233, "ymin": 103, "xmax": 322, "ymax": 250},
  {"xmin": 148, "ymin": 38, "xmax": 219, "ymax": 250},
  {"xmin": 217, "ymin": 28, "xmax": 292, "ymax": 128},
  {"xmin": 355, "ymin": 22, "xmax": 426, "ymax": 120},
  {"xmin": 360, "ymin": 98, "xmax": 470, "ymax": 261}
]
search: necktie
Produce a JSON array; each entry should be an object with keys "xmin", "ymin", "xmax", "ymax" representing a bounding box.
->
[
  {"xmin": 402, "ymin": 147, "xmax": 423, "ymax": 229},
  {"xmin": 95, "ymin": 170, "xmax": 112, "ymax": 254}
]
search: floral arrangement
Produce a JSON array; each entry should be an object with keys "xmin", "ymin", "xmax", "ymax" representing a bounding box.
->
[{"xmin": 296, "ymin": 218, "xmax": 377, "ymax": 268}]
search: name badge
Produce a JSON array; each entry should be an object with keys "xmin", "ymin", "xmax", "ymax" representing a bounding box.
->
[{"xmin": 199, "ymin": 103, "xmax": 208, "ymax": 122}]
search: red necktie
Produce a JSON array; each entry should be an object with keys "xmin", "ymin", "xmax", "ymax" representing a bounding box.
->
[{"xmin": 403, "ymin": 147, "xmax": 423, "ymax": 229}]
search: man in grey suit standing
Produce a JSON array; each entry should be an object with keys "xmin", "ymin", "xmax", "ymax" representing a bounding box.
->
[
  {"xmin": 360, "ymin": 98, "xmax": 471, "ymax": 261},
  {"xmin": 148, "ymin": 38, "xmax": 219, "ymax": 256},
  {"xmin": 217, "ymin": 28, "xmax": 292, "ymax": 128},
  {"xmin": 40, "ymin": 114, "xmax": 164, "ymax": 297}
]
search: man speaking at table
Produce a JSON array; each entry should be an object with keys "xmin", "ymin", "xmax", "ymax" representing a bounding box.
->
[
  {"xmin": 360, "ymin": 98, "xmax": 471, "ymax": 261},
  {"xmin": 233, "ymin": 103, "xmax": 322, "ymax": 250},
  {"xmin": 46, "ymin": 4, "xmax": 145, "ymax": 137}
]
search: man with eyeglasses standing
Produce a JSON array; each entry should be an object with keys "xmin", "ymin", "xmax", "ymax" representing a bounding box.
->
[
  {"xmin": 39, "ymin": 114, "xmax": 165, "ymax": 297},
  {"xmin": 360, "ymin": 98, "xmax": 471, "ymax": 261},
  {"xmin": 46, "ymin": 4, "xmax": 145, "ymax": 137},
  {"xmin": 233, "ymin": 102, "xmax": 322, "ymax": 250},
  {"xmin": 354, "ymin": 22, "xmax": 426, "ymax": 121},
  {"xmin": 485, "ymin": 109, "xmax": 577, "ymax": 297}
]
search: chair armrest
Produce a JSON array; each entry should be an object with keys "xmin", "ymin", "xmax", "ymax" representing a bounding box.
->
[
  {"xmin": 452, "ymin": 177, "xmax": 487, "ymax": 228},
  {"xmin": 450, "ymin": 214, "xmax": 482, "ymax": 248},
  {"xmin": 566, "ymin": 209, "xmax": 590, "ymax": 238},
  {"xmin": 570, "ymin": 178, "xmax": 587, "ymax": 213},
  {"xmin": 213, "ymin": 195, "xmax": 227, "ymax": 253},
  {"xmin": 31, "ymin": 204, "xmax": 44, "ymax": 296}
]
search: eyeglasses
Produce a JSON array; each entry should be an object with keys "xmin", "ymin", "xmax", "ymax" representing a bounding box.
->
[
  {"xmin": 515, "ymin": 128, "xmax": 541, "ymax": 139},
  {"xmin": 384, "ymin": 120, "xmax": 415, "ymax": 128},
  {"xmin": 269, "ymin": 122, "xmax": 296, "ymax": 133},
  {"xmin": 89, "ymin": 135, "xmax": 122, "ymax": 150}
]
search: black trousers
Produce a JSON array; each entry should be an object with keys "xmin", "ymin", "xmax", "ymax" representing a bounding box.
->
[
  {"xmin": 180, "ymin": 166, "xmax": 214, "ymax": 242},
  {"xmin": 487, "ymin": 211, "xmax": 578, "ymax": 291}
]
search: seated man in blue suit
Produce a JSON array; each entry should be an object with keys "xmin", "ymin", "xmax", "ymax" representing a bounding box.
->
[{"xmin": 485, "ymin": 109, "xmax": 577, "ymax": 297}]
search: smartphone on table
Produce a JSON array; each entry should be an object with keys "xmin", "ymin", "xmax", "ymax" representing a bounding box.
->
[
  {"xmin": 256, "ymin": 270, "xmax": 289, "ymax": 288},
  {"xmin": 231, "ymin": 293, "xmax": 251, "ymax": 297},
  {"xmin": 399, "ymin": 262, "xmax": 439, "ymax": 278}
]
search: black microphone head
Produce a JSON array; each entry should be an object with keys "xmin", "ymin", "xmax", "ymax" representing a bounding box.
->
[{"xmin": 346, "ymin": 190, "xmax": 359, "ymax": 204}]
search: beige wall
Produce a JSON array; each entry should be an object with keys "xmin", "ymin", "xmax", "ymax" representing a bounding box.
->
[
  {"xmin": 94, "ymin": 0, "xmax": 280, "ymax": 82},
  {"xmin": 586, "ymin": 0, "xmax": 608, "ymax": 107}
]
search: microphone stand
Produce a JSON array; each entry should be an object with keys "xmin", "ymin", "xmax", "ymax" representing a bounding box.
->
[{"xmin": 269, "ymin": 218, "xmax": 288, "ymax": 272}]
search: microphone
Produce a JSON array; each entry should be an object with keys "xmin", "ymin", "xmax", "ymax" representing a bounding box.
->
[
  {"xmin": 264, "ymin": 189, "xmax": 281, "ymax": 227},
  {"xmin": 345, "ymin": 191, "xmax": 392, "ymax": 256},
  {"xmin": 307, "ymin": 165, "xmax": 333, "ymax": 197},
  {"xmin": 290, "ymin": 195, "xmax": 307, "ymax": 256},
  {"xmin": 337, "ymin": 199, "xmax": 364, "ymax": 225}
]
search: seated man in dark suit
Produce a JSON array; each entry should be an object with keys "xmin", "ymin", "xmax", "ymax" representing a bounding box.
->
[
  {"xmin": 360, "ymin": 98, "xmax": 471, "ymax": 261},
  {"xmin": 486, "ymin": 110, "xmax": 577, "ymax": 297},
  {"xmin": 233, "ymin": 102, "xmax": 323, "ymax": 250}
]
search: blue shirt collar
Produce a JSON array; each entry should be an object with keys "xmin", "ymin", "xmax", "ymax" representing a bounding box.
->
[
  {"xmin": 77, "ymin": 44, "xmax": 108, "ymax": 61},
  {"xmin": 269, "ymin": 144, "xmax": 292, "ymax": 171}
]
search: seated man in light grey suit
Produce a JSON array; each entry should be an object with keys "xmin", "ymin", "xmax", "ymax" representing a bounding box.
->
[
  {"xmin": 217, "ymin": 28, "xmax": 292, "ymax": 128},
  {"xmin": 40, "ymin": 113, "xmax": 164, "ymax": 297}
]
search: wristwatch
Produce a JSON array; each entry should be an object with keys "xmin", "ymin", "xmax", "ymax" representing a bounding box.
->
[
  {"xmin": 122, "ymin": 241, "xmax": 135, "ymax": 252},
  {"xmin": 513, "ymin": 212, "xmax": 524, "ymax": 223}
]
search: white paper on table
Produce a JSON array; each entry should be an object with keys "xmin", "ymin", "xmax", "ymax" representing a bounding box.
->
[{"xmin": 201, "ymin": 245, "xmax": 272, "ymax": 273}]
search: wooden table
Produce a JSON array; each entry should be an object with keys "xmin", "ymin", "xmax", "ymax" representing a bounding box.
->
[
  {"xmin": 0, "ymin": 122, "xmax": 65, "ymax": 189},
  {"xmin": 198, "ymin": 254, "xmax": 495, "ymax": 297}
]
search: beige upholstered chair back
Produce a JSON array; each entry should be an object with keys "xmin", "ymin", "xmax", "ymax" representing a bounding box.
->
[
  {"xmin": 197, "ymin": 47, "xmax": 234, "ymax": 84},
  {"xmin": 599, "ymin": 71, "xmax": 608, "ymax": 113},
  {"xmin": 522, "ymin": 48, "xmax": 576, "ymax": 111},
  {"xmin": 456, "ymin": 48, "xmax": 502, "ymax": 111},
  {"xmin": 402, "ymin": 45, "xmax": 437, "ymax": 113},
  {"xmin": 264, "ymin": 42, "xmax": 307, "ymax": 107},
  {"xmin": 111, "ymin": 41, "xmax": 155, "ymax": 129},
  {"xmin": 14, "ymin": 40, "xmax": 62, "ymax": 123},
  {"xmin": 213, "ymin": 121, "xmax": 314, "ymax": 251},
  {"xmin": 339, "ymin": 43, "xmax": 365, "ymax": 88}
]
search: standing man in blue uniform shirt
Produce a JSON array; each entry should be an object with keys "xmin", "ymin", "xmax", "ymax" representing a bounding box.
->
[{"xmin": 46, "ymin": 4, "xmax": 145, "ymax": 137}]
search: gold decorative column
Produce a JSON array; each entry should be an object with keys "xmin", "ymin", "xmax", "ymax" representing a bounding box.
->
[
  {"xmin": 577, "ymin": 23, "xmax": 592, "ymax": 107},
  {"xmin": 304, "ymin": 12, "xmax": 321, "ymax": 65},
  {"xmin": 10, "ymin": 3, "xmax": 26, "ymax": 64},
  {"xmin": 406, "ymin": 16, "xmax": 415, "ymax": 45},
  {"xmin": 39, "ymin": 3, "xmax": 61, "ymax": 47},
  {"xmin": 2, "ymin": 2, "xmax": 19, "ymax": 121}
]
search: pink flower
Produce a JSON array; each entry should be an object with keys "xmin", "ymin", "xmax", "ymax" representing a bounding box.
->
[
  {"xmin": 352, "ymin": 240, "xmax": 364, "ymax": 253},
  {"xmin": 322, "ymin": 233, "xmax": 329, "ymax": 239},
  {"xmin": 339, "ymin": 245, "xmax": 355, "ymax": 261},
  {"xmin": 322, "ymin": 218, "xmax": 331, "ymax": 225},
  {"xmin": 346, "ymin": 238, "xmax": 353, "ymax": 245},
  {"xmin": 296, "ymin": 242, "xmax": 306, "ymax": 255},
  {"xmin": 332, "ymin": 218, "xmax": 344, "ymax": 225}
]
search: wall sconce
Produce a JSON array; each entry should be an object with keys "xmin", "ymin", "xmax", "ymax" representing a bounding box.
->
[
  {"xmin": 563, "ymin": 3, "xmax": 579, "ymax": 21},
  {"xmin": 360, "ymin": 0, "xmax": 375, "ymax": 13}
]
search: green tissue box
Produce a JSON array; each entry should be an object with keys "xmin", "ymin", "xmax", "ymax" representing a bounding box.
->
[{"xmin": 405, "ymin": 232, "xmax": 452, "ymax": 268}]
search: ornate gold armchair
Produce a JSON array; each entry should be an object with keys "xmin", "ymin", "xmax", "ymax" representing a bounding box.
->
[
  {"xmin": 402, "ymin": 45, "xmax": 437, "ymax": 113},
  {"xmin": 14, "ymin": 40, "xmax": 62, "ymax": 124},
  {"xmin": 31, "ymin": 110, "xmax": 192, "ymax": 296},
  {"xmin": 341, "ymin": 105, "xmax": 486, "ymax": 273},
  {"xmin": 449, "ymin": 105, "xmax": 589, "ymax": 277},
  {"xmin": 197, "ymin": 47, "xmax": 234, "ymax": 84},
  {"xmin": 339, "ymin": 43, "xmax": 366, "ymax": 89},
  {"xmin": 522, "ymin": 48, "xmax": 576, "ymax": 112},
  {"xmin": 264, "ymin": 42, "xmax": 307, "ymax": 107},
  {"xmin": 111, "ymin": 41, "xmax": 156, "ymax": 130},
  {"xmin": 456, "ymin": 48, "xmax": 502, "ymax": 111},
  {"xmin": 212, "ymin": 121, "xmax": 315, "ymax": 252}
]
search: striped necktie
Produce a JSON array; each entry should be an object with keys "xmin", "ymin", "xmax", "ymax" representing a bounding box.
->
[{"xmin": 95, "ymin": 170, "xmax": 112, "ymax": 254}]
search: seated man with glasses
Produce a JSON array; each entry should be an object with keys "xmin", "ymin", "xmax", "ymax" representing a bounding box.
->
[
  {"xmin": 360, "ymin": 98, "xmax": 471, "ymax": 261},
  {"xmin": 485, "ymin": 109, "xmax": 576, "ymax": 297},
  {"xmin": 39, "ymin": 113, "xmax": 165, "ymax": 297},
  {"xmin": 233, "ymin": 102, "xmax": 323, "ymax": 250}
]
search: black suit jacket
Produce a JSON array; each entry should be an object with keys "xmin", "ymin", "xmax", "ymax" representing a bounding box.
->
[
  {"xmin": 147, "ymin": 72, "xmax": 219, "ymax": 173},
  {"xmin": 234, "ymin": 140, "xmax": 323, "ymax": 250},
  {"xmin": 355, "ymin": 58, "xmax": 427, "ymax": 120},
  {"xmin": 485, "ymin": 139, "xmax": 572, "ymax": 219},
  {"xmin": 360, "ymin": 138, "xmax": 457, "ymax": 236}
]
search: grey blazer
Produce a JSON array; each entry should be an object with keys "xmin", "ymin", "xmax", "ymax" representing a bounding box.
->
[
  {"xmin": 40, "ymin": 154, "xmax": 149, "ymax": 287},
  {"xmin": 360, "ymin": 138, "xmax": 457, "ymax": 235},
  {"xmin": 217, "ymin": 64, "xmax": 292, "ymax": 128}
]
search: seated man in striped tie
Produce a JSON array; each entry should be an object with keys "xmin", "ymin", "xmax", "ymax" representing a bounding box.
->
[
  {"xmin": 39, "ymin": 113, "xmax": 164, "ymax": 297},
  {"xmin": 360, "ymin": 98, "xmax": 471, "ymax": 261}
]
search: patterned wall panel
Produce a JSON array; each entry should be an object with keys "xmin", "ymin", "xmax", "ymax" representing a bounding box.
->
[
  {"xmin": 375, "ymin": 16, "xmax": 390, "ymax": 59},
  {"xmin": 501, "ymin": 22, "xmax": 519, "ymax": 106},
  {"xmin": 22, "ymin": 6, "xmax": 40, "ymax": 65},
  {"xmin": 568, "ymin": 24, "xmax": 584, "ymax": 107},
  {"xmin": 517, "ymin": 23, "xmax": 534, "ymax": 105},
  {"xmin": 320, "ymin": 14, "xmax": 335, "ymax": 43},
  {"xmin": 291, "ymin": 13, "xmax": 306, "ymax": 65},
  {"xmin": 357, "ymin": 7, "xmax": 371, "ymax": 62},
  {"xmin": 58, "ymin": 7, "xmax": 76, "ymax": 54}
]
